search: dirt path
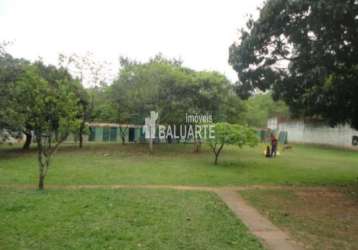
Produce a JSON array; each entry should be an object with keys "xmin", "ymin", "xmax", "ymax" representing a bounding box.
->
[
  {"xmin": 0, "ymin": 183, "xmax": 318, "ymax": 250},
  {"xmin": 216, "ymin": 190, "xmax": 303, "ymax": 250},
  {"xmin": 0, "ymin": 183, "xmax": 332, "ymax": 192}
]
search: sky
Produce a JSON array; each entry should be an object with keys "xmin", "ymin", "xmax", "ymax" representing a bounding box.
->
[{"xmin": 0, "ymin": 0, "xmax": 264, "ymax": 86}]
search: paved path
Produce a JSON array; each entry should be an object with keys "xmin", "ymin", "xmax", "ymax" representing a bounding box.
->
[
  {"xmin": 216, "ymin": 190, "xmax": 303, "ymax": 250},
  {"xmin": 1, "ymin": 184, "xmax": 318, "ymax": 250}
]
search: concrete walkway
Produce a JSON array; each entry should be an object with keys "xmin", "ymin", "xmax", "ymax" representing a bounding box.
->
[
  {"xmin": 0, "ymin": 184, "xmax": 315, "ymax": 250},
  {"xmin": 216, "ymin": 190, "xmax": 303, "ymax": 250}
]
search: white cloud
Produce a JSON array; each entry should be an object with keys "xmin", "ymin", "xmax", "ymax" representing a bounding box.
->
[{"xmin": 0, "ymin": 0, "xmax": 264, "ymax": 85}]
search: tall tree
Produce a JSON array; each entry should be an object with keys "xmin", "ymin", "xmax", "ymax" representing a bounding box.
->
[
  {"xmin": 229, "ymin": 0, "xmax": 358, "ymax": 128},
  {"xmin": 59, "ymin": 53, "xmax": 110, "ymax": 147},
  {"xmin": 111, "ymin": 55, "xmax": 188, "ymax": 125},
  {"xmin": 69, "ymin": 80, "xmax": 90, "ymax": 148},
  {"xmin": 193, "ymin": 71, "xmax": 246, "ymax": 124},
  {"xmin": 111, "ymin": 56, "xmax": 191, "ymax": 150},
  {"xmin": 243, "ymin": 93, "xmax": 289, "ymax": 128},
  {"xmin": 112, "ymin": 55, "xmax": 246, "ymax": 125},
  {"xmin": 16, "ymin": 63, "xmax": 80, "ymax": 190},
  {"xmin": 111, "ymin": 55, "xmax": 246, "ymax": 151},
  {"xmin": 88, "ymin": 86, "xmax": 118, "ymax": 123},
  {"xmin": 190, "ymin": 71, "xmax": 246, "ymax": 151}
]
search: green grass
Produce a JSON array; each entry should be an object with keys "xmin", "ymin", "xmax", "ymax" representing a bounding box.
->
[
  {"xmin": 1, "ymin": 143, "xmax": 358, "ymax": 186},
  {"xmin": 1, "ymin": 143, "xmax": 358, "ymax": 249},
  {"xmin": 240, "ymin": 189, "xmax": 358, "ymax": 250},
  {"xmin": 0, "ymin": 188, "xmax": 262, "ymax": 250}
]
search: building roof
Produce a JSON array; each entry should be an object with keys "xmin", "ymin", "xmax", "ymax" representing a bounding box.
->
[{"xmin": 87, "ymin": 123, "xmax": 142, "ymax": 128}]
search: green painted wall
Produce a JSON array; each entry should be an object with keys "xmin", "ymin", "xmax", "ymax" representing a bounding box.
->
[
  {"xmin": 118, "ymin": 128, "xmax": 129, "ymax": 143},
  {"xmin": 96, "ymin": 127, "xmax": 103, "ymax": 141},
  {"xmin": 87, "ymin": 126, "xmax": 144, "ymax": 143}
]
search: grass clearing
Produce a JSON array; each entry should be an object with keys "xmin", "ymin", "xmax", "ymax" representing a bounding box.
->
[
  {"xmin": 1, "ymin": 143, "xmax": 358, "ymax": 249},
  {"xmin": 0, "ymin": 188, "xmax": 263, "ymax": 250},
  {"xmin": 240, "ymin": 188, "xmax": 358, "ymax": 250},
  {"xmin": 1, "ymin": 143, "xmax": 358, "ymax": 186}
]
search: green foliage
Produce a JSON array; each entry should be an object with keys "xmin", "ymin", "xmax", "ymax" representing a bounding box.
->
[
  {"xmin": 229, "ymin": 0, "xmax": 358, "ymax": 128},
  {"xmin": 111, "ymin": 55, "xmax": 246, "ymax": 125},
  {"xmin": 209, "ymin": 123, "xmax": 258, "ymax": 147},
  {"xmin": 87, "ymin": 86, "xmax": 118, "ymax": 123},
  {"xmin": 15, "ymin": 63, "xmax": 81, "ymax": 189},
  {"xmin": 0, "ymin": 53, "xmax": 85, "ymax": 149},
  {"xmin": 0, "ymin": 51, "xmax": 29, "ymax": 134},
  {"xmin": 208, "ymin": 123, "xmax": 258, "ymax": 164},
  {"xmin": 243, "ymin": 93, "xmax": 289, "ymax": 128},
  {"xmin": 112, "ymin": 56, "xmax": 191, "ymax": 124},
  {"xmin": 16, "ymin": 64, "xmax": 80, "ymax": 137},
  {"xmin": 193, "ymin": 71, "xmax": 246, "ymax": 123},
  {"xmin": 58, "ymin": 53, "xmax": 112, "ymax": 147}
]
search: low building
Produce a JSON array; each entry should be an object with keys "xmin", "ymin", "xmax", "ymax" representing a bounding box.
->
[
  {"xmin": 87, "ymin": 123, "xmax": 144, "ymax": 143},
  {"xmin": 267, "ymin": 117, "xmax": 358, "ymax": 148}
]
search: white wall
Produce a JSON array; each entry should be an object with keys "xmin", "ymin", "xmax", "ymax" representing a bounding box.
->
[
  {"xmin": 0, "ymin": 130, "xmax": 23, "ymax": 144},
  {"xmin": 267, "ymin": 117, "xmax": 278, "ymax": 130},
  {"xmin": 268, "ymin": 118, "xmax": 358, "ymax": 147}
]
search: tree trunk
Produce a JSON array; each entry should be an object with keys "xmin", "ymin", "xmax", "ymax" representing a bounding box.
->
[
  {"xmin": 36, "ymin": 133, "xmax": 46, "ymax": 190},
  {"xmin": 120, "ymin": 128, "xmax": 127, "ymax": 145},
  {"xmin": 22, "ymin": 132, "xmax": 32, "ymax": 150},
  {"xmin": 79, "ymin": 122, "xmax": 85, "ymax": 148},
  {"xmin": 213, "ymin": 144, "xmax": 224, "ymax": 165},
  {"xmin": 38, "ymin": 174, "xmax": 45, "ymax": 190},
  {"xmin": 79, "ymin": 131, "xmax": 83, "ymax": 148},
  {"xmin": 193, "ymin": 138, "xmax": 201, "ymax": 153},
  {"xmin": 214, "ymin": 153, "xmax": 219, "ymax": 165},
  {"xmin": 79, "ymin": 133, "xmax": 83, "ymax": 148},
  {"xmin": 149, "ymin": 138, "xmax": 153, "ymax": 153}
]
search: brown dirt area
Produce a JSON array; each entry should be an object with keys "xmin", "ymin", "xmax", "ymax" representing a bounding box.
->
[{"xmin": 240, "ymin": 187, "xmax": 358, "ymax": 250}]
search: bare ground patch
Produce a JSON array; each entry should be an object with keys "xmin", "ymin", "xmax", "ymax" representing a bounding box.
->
[{"xmin": 240, "ymin": 188, "xmax": 358, "ymax": 250}]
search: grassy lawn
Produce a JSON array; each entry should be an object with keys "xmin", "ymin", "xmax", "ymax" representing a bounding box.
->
[
  {"xmin": 1, "ymin": 143, "xmax": 358, "ymax": 249},
  {"xmin": 240, "ymin": 189, "xmax": 358, "ymax": 250},
  {"xmin": 0, "ymin": 188, "xmax": 263, "ymax": 250},
  {"xmin": 1, "ymin": 143, "xmax": 358, "ymax": 186}
]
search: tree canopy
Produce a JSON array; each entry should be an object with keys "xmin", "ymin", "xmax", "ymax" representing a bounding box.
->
[
  {"xmin": 111, "ymin": 55, "xmax": 246, "ymax": 125},
  {"xmin": 0, "ymin": 50, "xmax": 29, "ymax": 136},
  {"xmin": 229, "ymin": 0, "xmax": 358, "ymax": 129},
  {"xmin": 208, "ymin": 123, "xmax": 258, "ymax": 165},
  {"xmin": 1, "ymin": 46, "xmax": 82, "ymax": 189},
  {"xmin": 16, "ymin": 63, "xmax": 80, "ymax": 189},
  {"xmin": 0, "ymin": 45, "xmax": 258, "ymax": 183},
  {"xmin": 243, "ymin": 93, "xmax": 289, "ymax": 128}
]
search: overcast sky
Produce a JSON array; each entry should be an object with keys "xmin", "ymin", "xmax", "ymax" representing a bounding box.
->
[{"xmin": 0, "ymin": 0, "xmax": 264, "ymax": 85}]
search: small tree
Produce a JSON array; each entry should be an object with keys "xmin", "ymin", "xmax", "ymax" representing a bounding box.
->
[
  {"xmin": 208, "ymin": 123, "xmax": 258, "ymax": 165},
  {"xmin": 17, "ymin": 64, "xmax": 80, "ymax": 190}
]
